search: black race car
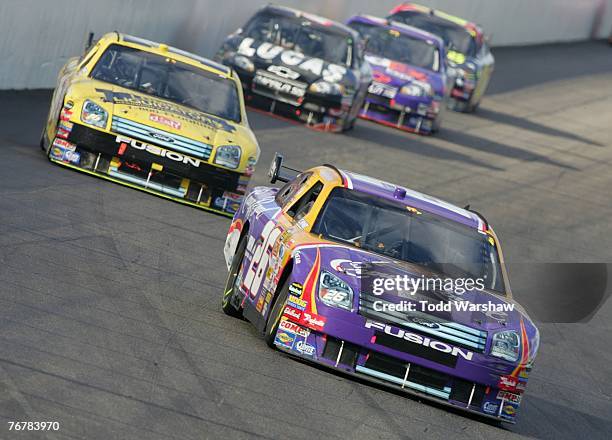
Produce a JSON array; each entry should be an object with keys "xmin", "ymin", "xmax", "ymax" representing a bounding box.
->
[{"xmin": 216, "ymin": 5, "xmax": 372, "ymax": 132}]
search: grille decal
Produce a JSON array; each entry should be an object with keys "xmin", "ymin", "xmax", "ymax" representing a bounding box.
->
[{"xmin": 111, "ymin": 116, "xmax": 212, "ymax": 159}]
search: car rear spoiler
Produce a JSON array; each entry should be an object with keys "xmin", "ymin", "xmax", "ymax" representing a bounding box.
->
[{"xmin": 268, "ymin": 152, "xmax": 301, "ymax": 183}]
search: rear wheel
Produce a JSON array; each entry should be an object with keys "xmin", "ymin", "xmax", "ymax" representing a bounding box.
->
[
  {"xmin": 263, "ymin": 277, "xmax": 291, "ymax": 348},
  {"xmin": 221, "ymin": 234, "xmax": 247, "ymax": 318}
]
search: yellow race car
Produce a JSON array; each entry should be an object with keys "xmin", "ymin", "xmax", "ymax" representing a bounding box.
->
[{"xmin": 42, "ymin": 32, "xmax": 260, "ymax": 216}]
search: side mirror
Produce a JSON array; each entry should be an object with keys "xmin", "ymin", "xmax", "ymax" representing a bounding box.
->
[{"xmin": 268, "ymin": 153, "xmax": 284, "ymax": 184}]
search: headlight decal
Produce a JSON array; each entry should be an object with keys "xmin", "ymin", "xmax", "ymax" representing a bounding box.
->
[
  {"xmin": 490, "ymin": 329, "xmax": 520, "ymax": 362},
  {"xmin": 318, "ymin": 270, "xmax": 353, "ymax": 311},
  {"xmin": 214, "ymin": 145, "xmax": 242, "ymax": 169},
  {"xmin": 309, "ymin": 80, "xmax": 345, "ymax": 96},
  {"xmin": 233, "ymin": 55, "xmax": 255, "ymax": 73},
  {"xmin": 81, "ymin": 100, "xmax": 108, "ymax": 129}
]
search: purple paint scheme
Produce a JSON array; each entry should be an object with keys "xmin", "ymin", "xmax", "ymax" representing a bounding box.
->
[
  {"xmin": 223, "ymin": 160, "xmax": 539, "ymax": 424},
  {"xmin": 346, "ymin": 15, "xmax": 450, "ymax": 134}
]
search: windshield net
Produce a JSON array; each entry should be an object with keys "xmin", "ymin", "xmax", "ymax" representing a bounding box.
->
[
  {"xmin": 244, "ymin": 11, "xmax": 352, "ymax": 66},
  {"xmin": 91, "ymin": 44, "xmax": 241, "ymax": 122},
  {"xmin": 349, "ymin": 22, "xmax": 439, "ymax": 71},
  {"xmin": 390, "ymin": 12, "xmax": 476, "ymax": 57},
  {"xmin": 312, "ymin": 188, "xmax": 505, "ymax": 292}
]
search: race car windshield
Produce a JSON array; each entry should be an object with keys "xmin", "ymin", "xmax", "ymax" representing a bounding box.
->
[
  {"xmin": 349, "ymin": 22, "xmax": 439, "ymax": 71},
  {"xmin": 244, "ymin": 11, "xmax": 352, "ymax": 66},
  {"xmin": 312, "ymin": 188, "xmax": 505, "ymax": 293},
  {"xmin": 389, "ymin": 12, "xmax": 477, "ymax": 57},
  {"xmin": 90, "ymin": 44, "xmax": 241, "ymax": 122}
]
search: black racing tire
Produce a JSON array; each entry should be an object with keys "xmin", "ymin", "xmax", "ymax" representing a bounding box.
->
[
  {"xmin": 341, "ymin": 112, "xmax": 357, "ymax": 132},
  {"xmin": 221, "ymin": 234, "xmax": 248, "ymax": 318},
  {"xmin": 467, "ymin": 100, "xmax": 480, "ymax": 113},
  {"xmin": 263, "ymin": 276, "xmax": 291, "ymax": 348}
]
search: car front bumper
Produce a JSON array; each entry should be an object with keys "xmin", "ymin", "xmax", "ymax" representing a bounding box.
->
[
  {"xmin": 46, "ymin": 122, "xmax": 250, "ymax": 216},
  {"xmin": 235, "ymin": 68, "xmax": 353, "ymax": 132},
  {"xmin": 359, "ymin": 93, "xmax": 440, "ymax": 134},
  {"xmin": 273, "ymin": 310, "xmax": 526, "ymax": 423}
]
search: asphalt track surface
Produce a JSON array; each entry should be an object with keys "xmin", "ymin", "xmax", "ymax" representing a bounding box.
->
[{"xmin": 1, "ymin": 41, "xmax": 612, "ymax": 440}]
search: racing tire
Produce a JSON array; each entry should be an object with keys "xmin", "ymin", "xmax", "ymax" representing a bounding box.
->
[
  {"xmin": 221, "ymin": 234, "xmax": 247, "ymax": 318},
  {"xmin": 467, "ymin": 100, "xmax": 480, "ymax": 113},
  {"xmin": 263, "ymin": 276, "xmax": 291, "ymax": 348},
  {"xmin": 341, "ymin": 113, "xmax": 357, "ymax": 132}
]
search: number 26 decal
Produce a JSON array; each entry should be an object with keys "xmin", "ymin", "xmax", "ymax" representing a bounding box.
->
[{"xmin": 243, "ymin": 220, "xmax": 282, "ymax": 297}]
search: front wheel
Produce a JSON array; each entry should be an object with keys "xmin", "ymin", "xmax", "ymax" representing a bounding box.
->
[
  {"xmin": 221, "ymin": 234, "xmax": 247, "ymax": 318},
  {"xmin": 263, "ymin": 277, "xmax": 291, "ymax": 348}
]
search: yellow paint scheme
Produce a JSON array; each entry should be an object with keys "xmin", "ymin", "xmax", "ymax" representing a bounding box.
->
[
  {"xmin": 43, "ymin": 33, "xmax": 259, "ymax": 215},
  {"xmin": 45, "ymin": 32, "xmax": 259, "ymax": 173}
]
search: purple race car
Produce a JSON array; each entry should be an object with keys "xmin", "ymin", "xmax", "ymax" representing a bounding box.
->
[
  {"xmin": 346, "ymin": 16, "xmax": 450, "ymax": 134},
  {"xmin": 222, "ymin": 154, "xmax": 539, "ymax": 423}
]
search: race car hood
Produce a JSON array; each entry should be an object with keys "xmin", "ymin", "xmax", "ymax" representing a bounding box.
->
[
  {"xmin": 294, "ymin": 242, "xmax": 537, "ymax": 339},
  {"xmin": 229, "ymin": 36, "xmax": 357, "ymax": 87},
  {"xmin": 365, "ymin": 54, "xmax": 445, "ymax": 96},
  {"xmin": 64, "ymin": 79, "xmax": 259, "ymax": 171}
]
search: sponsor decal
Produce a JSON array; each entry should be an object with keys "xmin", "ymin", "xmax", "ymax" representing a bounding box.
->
[
  {"xmin": 115, "ymin": 135, "xmax": 201, "ymax": 167},
  {"xmin": 482, "ymin": 401, "xmax": 499, "ymax": 414},
  {"xmin": 58, "ymin": 121, "xmax": 74, "ymax": 131},
  {"xmin": 274, "ymin": 331, "xmax": 296, "ymax": 349},
  {"xmin": 262, "ymin": 291, "xmax": 273, "ymax": 316},
  {"xmin": 365, "ymin": 56, "xmax": 428, "ymax": 82},
  {"xmin": 283, "ymin": 305, "xmax": 302, "ymax": 321},
  {"xmin": 287, "ymin": 295, "xmax": 307, "ymax": 311},
  {"xmin": 255, "ymin": 295, "xmax": 265, "ymax": 312},
  {"xmin": 59, "ymin": 107, "xmax": 73, "ymax": 121},
  {"xmin": 368, "ymin": 81, "xmax": 397, "ymax": 99},
  {"xmin": 149, "ymin": 113, "xmax": 181, "ymax": 130},
  {"xmin": 498, "ymin": 375, "xmax": 518, "ymax": 391},
  {"xmin": 410, "ymin": 317, "xmax": 440, "ymax": 329},
  {"xmin": 279, "ymin": 319, "xmax": 309, "ymax": 337},
  {"xmin": 294, "ymin": 251, "xmax": 301, "ymax": 265},
  {"xmin": 51, "ymin": 138, "xmax": 80, "ymax": 164},
  {"xmin": 237, "ymin": 37, "xmax": 347, "ymax": 82},
  {"xmin": 295, "ymin": 340, "xmax": 315, "ymax": 356},
  {"xmin": 253, "ymin": 72, "xmax": 305, "ymax": 98},
  {"xmin": 56, "ymin": 120, "xmax": 74, "ymax": 139},
  {"xmin": 53, "ymin": 138, "xmax": 76, "ymax": 151},
  {"xmin": 288, "ymin": 282, "xmax": 303, "ymax": 296},
  {"xmin": 96, "ymin": 88, "xmax": 235, "ymax": 132},
  {"xmin": 267, "ymin": 65, "xmax": 300, "ymax": 80},
  {"xmin": 497, "ymin": 391, "xmax": 521, "ymax": 404},
  {"xmin": 300, "ymin": 312, "xmax": 326, "ymax": 332},
  {"xmin": 214, "ymin": 195, "xmax": 241, "ymax": 214},
  {"xmin": 365, "ymin": 320, "xmax": 474, "ymax": 361},
  {"xmin": 502, "ymin": 403, "xmax": 517, "ymax": 417},
  {"xmin": 65, "ymin": 151, "xmax": 80, "ymax": 164},
  {"xmin": 148, "ymin": 132, "xmax": 175, "ymax": 143},
  {"xmin": 372, "ymin": 71, "xmax": 392, "ymax": 84}
]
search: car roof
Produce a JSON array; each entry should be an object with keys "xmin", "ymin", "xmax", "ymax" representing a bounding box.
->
[
  {"xmin": 260, "ymin": 4, "xmax": 360, "ymax": 40},
  {"xmin": 337, "ymin": 169, "xmax": 485, "ymax": 230},
  {"xmin": 348, "ymin": 14, "xmax": 444, "ymax": 49},
  {"xmin": 101, "ymin": 32, "xmax": 232, "ymax": 77},
  {"xmin": 389, "ymin": 3, "xmax": 483, "ymax": 39}
]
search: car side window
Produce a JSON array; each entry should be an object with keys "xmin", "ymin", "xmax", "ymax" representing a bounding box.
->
[
  {"xmin": 275, "ymin": 172, "xmax": 311, "ymax": 208},
  {"xmin": 288, "ymin": 181, "xmax": 324, "ymax": 221}
]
